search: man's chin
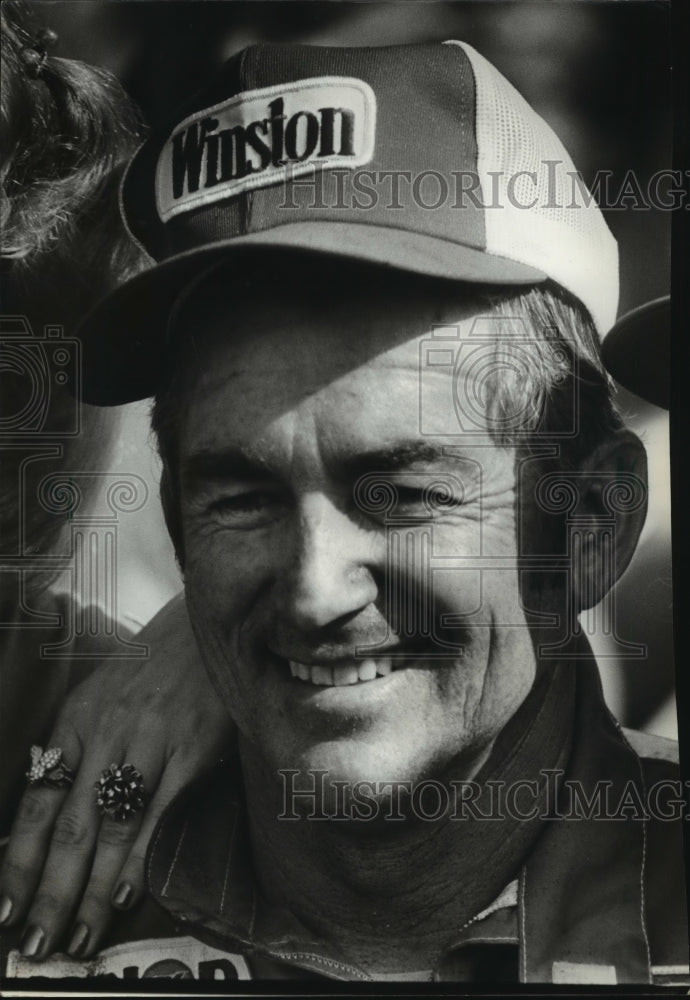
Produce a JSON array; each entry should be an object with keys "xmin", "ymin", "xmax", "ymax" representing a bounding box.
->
[{"xmin": 262, "ymin": 734, "xmax": 455, "ymax": 815}]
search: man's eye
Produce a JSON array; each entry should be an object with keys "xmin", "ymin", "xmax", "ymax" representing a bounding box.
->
[
  {"xmin": 394, "ymin": 485, "xmax": 463, "ymax": 514},
  {"xmin": 209, "ymin": 490, "xmax": 285, "ymax": 526},
  {"xmin": 362, "ymin": 481, "xmax": 464, "ymax": 520}
]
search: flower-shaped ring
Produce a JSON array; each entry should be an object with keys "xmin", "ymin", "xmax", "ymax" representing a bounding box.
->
[{"xmin": 95, "ymin": 763, "xmax": 145, "ymax": 821}]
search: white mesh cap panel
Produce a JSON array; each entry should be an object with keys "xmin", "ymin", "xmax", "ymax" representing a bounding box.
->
[{"xmin": 445, "ymin": 40, "xmax": 618, "ymax": 335}]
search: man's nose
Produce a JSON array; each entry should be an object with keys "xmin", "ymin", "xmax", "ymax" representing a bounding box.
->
[{"xmin": 276, "ymin": 493, "xmax": 378, "ymax": 631}]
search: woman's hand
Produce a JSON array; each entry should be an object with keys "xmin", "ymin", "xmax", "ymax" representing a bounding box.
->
[{"xmin": 0, "ymin": 592, "xmax": 234, "ymax": 961}]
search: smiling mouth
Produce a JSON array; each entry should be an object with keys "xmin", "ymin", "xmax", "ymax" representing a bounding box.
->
[{"xmin": 288, "ymin": 657, "xmax": 399, "ymax": 686}]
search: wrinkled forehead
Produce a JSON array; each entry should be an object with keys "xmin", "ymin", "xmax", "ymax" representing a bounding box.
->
[{"xmin": 168, "ymin": 259, "xmax": 492, "ymax": 402}]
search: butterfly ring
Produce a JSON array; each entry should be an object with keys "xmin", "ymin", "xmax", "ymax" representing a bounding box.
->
[{"xmin": 26, "ymin": 745, "xmax": 75, "ymax": 789}]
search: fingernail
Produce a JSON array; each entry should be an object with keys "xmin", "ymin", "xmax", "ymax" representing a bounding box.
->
[
  {"xmin": 67, "ymin": 921, "xmax": 90, "ymax": 958},
  {"xmin": 112, "ymin": 881, "xmax": 133, "ymax": 908},
  {"xmin": 20, "ymin": 924, "xmax": 44, "ymax": 958},
  {"xmin": 0, "ymin": 895, "xmax": 13, "ymax": 925}
]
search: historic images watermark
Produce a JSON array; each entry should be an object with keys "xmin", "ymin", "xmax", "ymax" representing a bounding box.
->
[
  {"xmin": 278, "ymin": 769, "xmax": 690, "ymax": 823},
  {"xmin": 277, "ymin": 163, "xmax": 690, "ymax": 213}
]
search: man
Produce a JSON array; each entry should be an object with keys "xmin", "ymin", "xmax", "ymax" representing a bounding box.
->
[{"xmin": 6, "ymin": 39, "xmax": 688, "ymax": 985}]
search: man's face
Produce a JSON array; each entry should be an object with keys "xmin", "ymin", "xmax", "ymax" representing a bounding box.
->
[{"xmin": 176, "ymin": 276, "xmax": 538, "ymax": 788}]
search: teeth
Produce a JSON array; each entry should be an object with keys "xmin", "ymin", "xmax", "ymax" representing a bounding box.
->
[
  {"xmin": 332, "ymin": 664, "xmax": 359, "ymax": 686},
  {"xmin": 375, "ymin": 657, "xmax": 392, "ymax": 676},
  {"xmin": 312, "ymin": 665, "xmax": 333, "ymax": 686},
  {"xmin": 357, "ymin": 659, "xmax": 377, "ymax": 682},
  {"xmin": 288, "ymin": 657, "xmax": 395, "ymax": 686}
]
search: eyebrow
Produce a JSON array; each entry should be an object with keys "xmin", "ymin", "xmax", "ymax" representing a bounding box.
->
[
  {"xmin": 339, "ymin": 442, "xmax": 470, "ymax": 479},
  {"xmin": 181, "ymin": 447, "xmax": 271, "ymax": 488},
  {"xmin": 182, "ymin": 441, "xmax": 470, "ymax": 489}
]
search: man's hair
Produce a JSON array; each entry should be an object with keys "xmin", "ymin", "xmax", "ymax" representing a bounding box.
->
[
  {"xmin": 0, "ymin": 1, "xmax": 146, "ymax": 592},
  {"xmin": 479, "ymin": 283, "xmax": 621, "ymax": 455},
  {"xmin": 150, "ymin": 258, "xmax": 622, "ymax": 566}
]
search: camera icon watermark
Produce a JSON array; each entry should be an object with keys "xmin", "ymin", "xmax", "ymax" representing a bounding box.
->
[
  {"xmin": 1, "ymin": 315, "xmax": 151, "ymax": 658},
  {"xmin": 418, "ymin": 315, "xmax": 577, "ymax": 439},
  {"xmin": 0, "ymin": 315, "xmax": 81, "ymax": 438}
]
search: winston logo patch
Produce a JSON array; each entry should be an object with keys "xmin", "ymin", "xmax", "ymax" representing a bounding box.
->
[{"xmin": 156, "ymin": 76, "xmax": 377, "ymax": 221}]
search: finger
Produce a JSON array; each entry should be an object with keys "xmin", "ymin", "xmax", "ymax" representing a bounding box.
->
[
  {"xmin": 65, "ymin": 749, "xmax": 166, "ymax": 959},
  {"xmin": 17, "ymin": 749, "xmax": 108, "ymax": 960},
  {"xmin": 0, "ymin": 730, "xmax": 82, "ymax": 931},
  {"xmin": 111, "ymin": 749, "xmax": 207, "ymax": 914}
]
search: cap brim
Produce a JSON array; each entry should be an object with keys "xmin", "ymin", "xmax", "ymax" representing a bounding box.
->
[
  {"xmin": 76, "ymin": 221, "xmax": 546, "ymax": 405},
  {"xmin": 602, "ymin": 296, "xmax": 670, "ymax": 410}
]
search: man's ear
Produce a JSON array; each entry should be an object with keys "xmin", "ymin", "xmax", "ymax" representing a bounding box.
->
[{"xmin": 571, "ymin": 427, "xmax": 648, "ymax": 612}]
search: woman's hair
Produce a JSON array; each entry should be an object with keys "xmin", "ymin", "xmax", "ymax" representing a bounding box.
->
[{"xmin": 1, "ymin": 1, "xmax": 146, "ymax": 594}]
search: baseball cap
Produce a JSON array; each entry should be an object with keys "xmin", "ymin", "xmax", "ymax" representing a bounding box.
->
[
  {"xmin": 77, "ymin": 39, "xmax": 619, "ymax": 404},
  {"xmin": 602, "ymin": 296, "xmax": 670, "ymax": 409}
]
